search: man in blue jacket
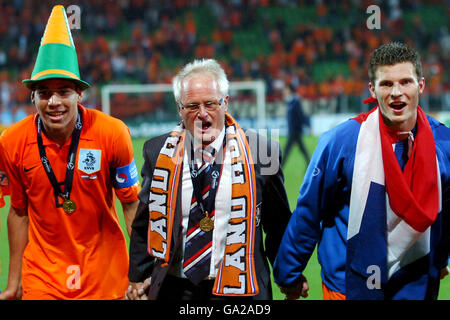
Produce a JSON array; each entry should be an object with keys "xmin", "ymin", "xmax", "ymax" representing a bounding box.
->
[{"xmin": 274, "ymin": 42, "xmax": 449, "ymax": 300}]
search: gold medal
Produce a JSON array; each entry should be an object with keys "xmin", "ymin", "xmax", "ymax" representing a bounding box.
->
[
  {"xmin": 62, "ymin": 199, "xmax": 76, "ymax": 214},
  {"xmin": 199, "ymin": 211, "xmax": 214, "ymax": 232}
]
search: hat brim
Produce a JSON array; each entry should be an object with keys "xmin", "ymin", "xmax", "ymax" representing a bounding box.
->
[{"xmin": 23, "ymin": 74, "xmax": 90, "ymax": 91}]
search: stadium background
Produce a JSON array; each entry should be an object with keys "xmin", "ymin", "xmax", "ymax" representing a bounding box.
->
[{"xmin": 0, "ymin": 0, "xmax": 449, "ymax": 299}]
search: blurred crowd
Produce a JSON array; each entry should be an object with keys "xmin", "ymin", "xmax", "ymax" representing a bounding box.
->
[{"xmin": 0, "ymin": 0, "xmax": 449, "ymax": 124}]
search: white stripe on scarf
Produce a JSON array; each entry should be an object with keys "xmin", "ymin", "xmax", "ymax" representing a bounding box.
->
[{"xmin": 348, "ymin": 108, "xmax": 440, "ymax": 278}]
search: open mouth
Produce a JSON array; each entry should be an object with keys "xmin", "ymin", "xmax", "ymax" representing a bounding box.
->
[
  {"xmin": 389, "ymin": 101, "xmax": 407, "ymax": 111},
  {"xmin": 48, "ymin": 111, "xmax": 66, "ymax": 121},
  {"xmin": 195, "ymin": 121, "xmax": 212, "ymax": 131}
]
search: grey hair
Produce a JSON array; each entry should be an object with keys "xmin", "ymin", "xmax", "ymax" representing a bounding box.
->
[{"xmin": 172, "ymin": 58, "xmax": 229, "ymax": 103}]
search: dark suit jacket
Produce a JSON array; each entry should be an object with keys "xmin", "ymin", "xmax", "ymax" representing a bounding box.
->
[
  {"xmin": 287, "ymin": 95, "xmax": 309, "ymax": 135},
  {"xmin": 128, "ymin": 129, "xmax": 291, "ymax": 300}
]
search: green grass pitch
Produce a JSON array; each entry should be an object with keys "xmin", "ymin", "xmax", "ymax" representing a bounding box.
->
[{"xmin": 0, "ymin": 136, "xmax": 448, "ymax": 299}]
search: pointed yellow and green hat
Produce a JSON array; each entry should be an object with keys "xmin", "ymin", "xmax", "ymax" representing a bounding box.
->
[{"xmin": 22, "ymin": 5, "xmax": 90, "ymax": 90}]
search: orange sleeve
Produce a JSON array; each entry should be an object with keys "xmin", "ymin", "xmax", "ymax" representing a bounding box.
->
[
  {"xmin": 0, "ymin": 142, "xmax": 10, "ymax": 208},
  {"xmin": 116, "ymin": 184, "xmax": 140, "ymax": 203},
  {"xmin": 0, "ymin": 137, "xmax": 26, "ymax": 209}
]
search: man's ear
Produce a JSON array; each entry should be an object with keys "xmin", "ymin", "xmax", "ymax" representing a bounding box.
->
[
  {"xmin": 222, "ymin": 95, "xmax": 229, "ymax": 113},
  {"xmin": 77, "ymin": 90, "xmax": 83, "ymax": 103},
  {"xmin": 30, "ymin": 91, "xmax": 35, "ymax": 105},
  {"xmin": 418, "ymin": 77, "xmax": 425, "ymax": 94},
  {"xmin": 368, "ymin": 82, "xmax": 376, "ymax": 99}
]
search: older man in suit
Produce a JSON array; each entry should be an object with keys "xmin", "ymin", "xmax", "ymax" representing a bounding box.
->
[{"xmin": 126, "ymin": 58, "xmax": 291, "ymax": 300}]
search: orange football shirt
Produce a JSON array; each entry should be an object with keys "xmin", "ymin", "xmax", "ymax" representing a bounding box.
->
[{"xmin": 0, "ymin": 105, "xmax": 140, "ymax": 299}]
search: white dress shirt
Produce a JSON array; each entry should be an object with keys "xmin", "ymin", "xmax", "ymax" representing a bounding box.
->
[{"xmin": 168, "ymin": 127, "xmax": 232, "ymax": 279}]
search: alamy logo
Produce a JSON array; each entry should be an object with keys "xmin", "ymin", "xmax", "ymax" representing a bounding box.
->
[
  {"xmin": 366, "ymin": 5, "xmax": 381, "ymax": 30},
  {"xmin": 366, "ymin": 265, "xmax": 381, "ymax": 290},
  {"xmin": 66, "ymin": 265, "xmax": 81, "ymax": 290},
  {"xmin": 67, "ymin": 5, "xmax": 81, "ymax": 30}
]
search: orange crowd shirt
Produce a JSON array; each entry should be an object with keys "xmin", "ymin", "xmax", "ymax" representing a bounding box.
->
[{"xmin": 0, "ymin": 105, "xmax": 140, "ymax": 299}]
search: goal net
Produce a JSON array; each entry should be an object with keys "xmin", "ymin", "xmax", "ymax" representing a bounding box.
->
[{"xmin": 100, "ymin": 81, "xmax": 270, "ymax": 138}]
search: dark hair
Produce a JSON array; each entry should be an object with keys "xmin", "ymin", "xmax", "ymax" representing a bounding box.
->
[{"xmin": 368, "ymin": 42, "xmax": 422, "ymax": 84}]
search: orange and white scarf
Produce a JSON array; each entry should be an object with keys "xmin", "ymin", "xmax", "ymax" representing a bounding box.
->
[{"xmin": 147, "ymin": 113, "xmax": 259, "ymax": 296}]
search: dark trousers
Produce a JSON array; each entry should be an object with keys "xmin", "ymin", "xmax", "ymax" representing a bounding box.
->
[
  {"xmin": 157, "ymin": 274, "xmax": 253, "ymax": 301},
  {"xmin": 282, "ymin": 133, "xmax": 310, "ymax": 166}
]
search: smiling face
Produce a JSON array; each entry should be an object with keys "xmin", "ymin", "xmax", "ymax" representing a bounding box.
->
[
  {"xmin": 178, "ymin": 72, "xmax": 228, "ymax": 146},
  {"xmin": 369, "ymin": 62, "xmax": 425, "ymax": 132},
  {"xmin": 32, "ymin": 78, "xmax": 82, "ymax": 145}
]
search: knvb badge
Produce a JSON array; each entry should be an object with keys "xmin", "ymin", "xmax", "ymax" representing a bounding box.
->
[{"xmin": 78, "ymin": 149, "xmax": 101, "ymax": 174}]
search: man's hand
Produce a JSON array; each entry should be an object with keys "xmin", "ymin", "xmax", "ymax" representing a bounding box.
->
[
  {"xmin": 279, "ymin": 274, "xmax": 309, "ymax": 300},
  {"xmin": 0, "ymin": 284, "xmax": 22, "ymax": 300},
  {"xmin": 125, "ymin": 277, "xmax": 151, "ymax": 300},
  {"xmin": 441, "ymin": 266, "xmax": 449, "ymax": 280}
]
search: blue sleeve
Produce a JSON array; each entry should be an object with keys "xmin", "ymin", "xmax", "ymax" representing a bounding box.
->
[
  {"xmin": 273, "ymin": 120, "xmax": 359, "ymax": 288},
  {"xmin": 429, "ymin": 117, "xmax": 450, "ymax": 268}
]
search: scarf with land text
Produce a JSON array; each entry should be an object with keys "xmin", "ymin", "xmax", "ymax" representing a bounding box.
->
[{"xmin": 147, "ymin": 113, "xmax": 259, "ymax": 296}]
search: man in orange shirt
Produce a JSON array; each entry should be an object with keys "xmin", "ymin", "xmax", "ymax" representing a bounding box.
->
[{"xmin": 0, "ymin": 5, "xmax": 140, "ymax": 299}]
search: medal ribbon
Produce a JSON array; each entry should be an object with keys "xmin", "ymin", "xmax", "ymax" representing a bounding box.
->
[
  {"xmin": 36, "ymin": 111, "xmax": 82, "ymax": 210},
  {"xmin": 187, "ymin": 136, "xmax": 226, "ymax": 219},
  {"xmin": 182, "ymin": 136, "xmax": 226, "ymax": 283}
]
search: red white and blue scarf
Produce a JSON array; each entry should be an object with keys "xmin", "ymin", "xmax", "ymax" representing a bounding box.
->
[{"xmin": 346, "ymin": 104, "xmax": 440, "ymax": 299}]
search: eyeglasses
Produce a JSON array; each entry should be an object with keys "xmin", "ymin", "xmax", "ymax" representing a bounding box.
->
[{"xmin": 178, "ymin": 97, "xmax": 224, "ymax": 113}]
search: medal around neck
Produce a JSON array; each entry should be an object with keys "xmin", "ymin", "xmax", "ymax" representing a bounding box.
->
[
  {"xmin": 62, "ymin": 198, "xmax": 76, "ymax": 214},
  {"xmin": 199, "ymin": 211, "xmax": 214, "ymax": 232},
  {"xmin": 36, "ymin": 112, "xmax": 82, "ymax": 215}
]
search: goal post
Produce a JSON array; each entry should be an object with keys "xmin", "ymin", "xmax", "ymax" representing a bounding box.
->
[
  {"xmin": 100, "ymin": 80, "xmax": 267, "ymax": 137},
  {"xmin": 101, "ymin": 83, "xmax": 173, "ymax": 116}
]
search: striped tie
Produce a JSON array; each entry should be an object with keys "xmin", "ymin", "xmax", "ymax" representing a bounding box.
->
[{"xmin": 183, "ymin": 147, "xmax": 216, "ymax": 284}]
